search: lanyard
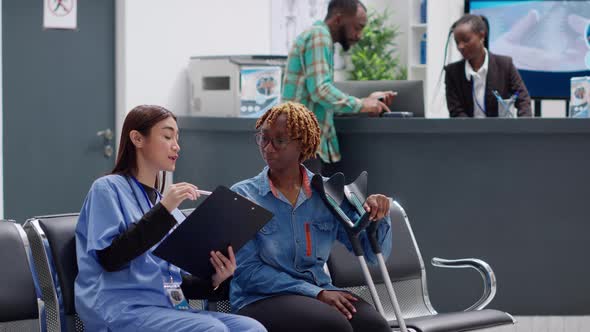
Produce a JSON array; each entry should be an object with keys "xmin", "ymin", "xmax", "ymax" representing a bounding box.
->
[
  {"xmin": 130, "ymin": 176, "xmax": 161, "ymax": 209},
  {"xmin": 128, "ymin": 176, "xmax": 177, "ymax": 283},
  {"xmin": 472, "ymin": 80, "xmax": 486, "ymax": 115}
]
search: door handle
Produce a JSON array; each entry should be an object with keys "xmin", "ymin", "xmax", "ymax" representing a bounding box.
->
[
  {"xmin": 97, "ymin": 128, "xmax": 114, "ymax": 158},
  {"xmin": 97, "ymin": 128, "xmax": 114, "ymax": 141}
]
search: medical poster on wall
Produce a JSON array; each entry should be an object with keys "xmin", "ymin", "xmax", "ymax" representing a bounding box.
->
[
  {"xmin": 240, "ymin": 67, "xmax": 282, "ymax": 118},
  {"xmin": 271, "ymin": 0, "xmax": 329, "ymax": 55},
  {"xmin": 570, "ymin": 77, "xmax": 590, "ymax": 118},
  {"xmin": 43, "ymin": 0, "xmax": 77, "ymax": 30}
]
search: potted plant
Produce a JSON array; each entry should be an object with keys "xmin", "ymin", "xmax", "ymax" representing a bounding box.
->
[{"xmin": 349, "ymin": 9, "xmax": 407, "ymax": 80}]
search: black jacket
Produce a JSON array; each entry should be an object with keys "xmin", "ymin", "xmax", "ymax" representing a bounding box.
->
[{"xmin": 444, "ymin": 52, "xmax": 532, "ymax": 117}]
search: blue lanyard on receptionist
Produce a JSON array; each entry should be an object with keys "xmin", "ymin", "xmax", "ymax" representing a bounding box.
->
[
  {"xmin": 128, "ymin": 176, "xmax": 179, "ymax": 283},
  {"xmin": 472, "ymin": 79, "xmax": 486, "ymax": 115}
]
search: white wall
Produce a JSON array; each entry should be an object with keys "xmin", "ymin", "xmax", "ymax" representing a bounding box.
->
[
  {"xmin": 0, "ymin": 0, "xmax": 4, "ymax": 219},
  {"xmin": 116, "ymin": 0, "xmax": 272, "ymax": 133},
  {"xmin": 541, "ymin": 100, "xmax": 567, "ymax": 118},
  {"xmin": 333, "ymin": 0, "xmax": 408, "ymax": 81},
  {"xmin": 426, "ymin": 0, "xmax": 463, "ymax": 118},
  {"xmin": 116, "ymin": 0, "xmax": 406, "ymax": 131},
  {"xmin": 366, "ymin": 0, "xmax": 408, "ymax": 70}
]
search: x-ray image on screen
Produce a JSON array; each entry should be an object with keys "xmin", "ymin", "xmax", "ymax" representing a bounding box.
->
[{"xmin": 468, "ymin": 0, "xmax": 590, "ymax": 98}]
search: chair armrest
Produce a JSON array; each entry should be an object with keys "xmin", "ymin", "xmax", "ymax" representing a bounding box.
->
[{"xmin": 431, "ymin": 257, "xmax": 497, "ymax": 311}]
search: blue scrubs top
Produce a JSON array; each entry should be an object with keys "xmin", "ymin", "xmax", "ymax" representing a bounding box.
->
[{"xmin": 74, "ymin": 174, "xmax": 186, "ymax": 331}]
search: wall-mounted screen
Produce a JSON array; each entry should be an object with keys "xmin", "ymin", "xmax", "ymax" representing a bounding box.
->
[{"xmin": 466, "ymin": 0, "xmax": 590, "ymax": 98}]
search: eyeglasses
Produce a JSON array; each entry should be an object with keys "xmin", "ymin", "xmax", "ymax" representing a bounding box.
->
[{"xmin": 254, "ymin": 132, "xmax": 299, "ymax": 150}]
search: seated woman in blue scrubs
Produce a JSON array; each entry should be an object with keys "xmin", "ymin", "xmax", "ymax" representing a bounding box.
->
[
  {"xmin": 75, "ymin": 105, "xmax": 265, "ymax": 332},
  {"xmin": 230, "ymin": 102, "xmax": 392, "ymax": 332}
]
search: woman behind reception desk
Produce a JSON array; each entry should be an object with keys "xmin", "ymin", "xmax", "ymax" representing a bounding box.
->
[{"xmin": 445, "ymin": 14, "xmax": 532, "ymax": 118}]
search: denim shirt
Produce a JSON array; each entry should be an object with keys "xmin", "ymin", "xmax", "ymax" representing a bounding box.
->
[{"xmin": 229, "ymin": 166, "xmax": 392, "ymax": 312}]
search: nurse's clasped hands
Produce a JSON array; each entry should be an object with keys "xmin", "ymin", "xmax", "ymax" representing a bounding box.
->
[{"xmin": 160, "ymin": 182, "xmax": 201, "ymax": 212}]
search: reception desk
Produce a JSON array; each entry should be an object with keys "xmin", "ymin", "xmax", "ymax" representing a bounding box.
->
[{"xmin": 175, "ymin": 117, "xmax": 590, "ymax": 315}]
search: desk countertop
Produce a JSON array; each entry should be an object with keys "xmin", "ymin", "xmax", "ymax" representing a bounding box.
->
[{"xmin": 178, "ymin": 116, "xmax": 590, "ymax": 134}]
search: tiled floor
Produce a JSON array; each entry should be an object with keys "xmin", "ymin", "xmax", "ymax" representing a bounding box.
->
[{"xmin": 491, "ymin": 316, "xmax": 590, "ymax": 332}]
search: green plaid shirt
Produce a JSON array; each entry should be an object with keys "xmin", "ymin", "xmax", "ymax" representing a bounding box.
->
[{"xmin": 282, "ymin": 21, "xmax": 362, "ymax": 163}]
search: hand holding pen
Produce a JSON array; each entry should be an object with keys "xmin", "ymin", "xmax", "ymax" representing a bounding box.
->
[{"xmin": 161, "ymin": 183, "xmax": 212, "ymax": 212}]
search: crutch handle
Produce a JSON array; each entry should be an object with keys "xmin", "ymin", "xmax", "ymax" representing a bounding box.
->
[
  {"xmin": 350, "ymin": 210, "xmax": 372, "ymax": 235},
  {"xmin": 345, "ymin": 213, "xmax": 371, "ymax": 256},
  {"xmin": 311, "ymin": 173, "xmax": 372, "ymax": 236}
]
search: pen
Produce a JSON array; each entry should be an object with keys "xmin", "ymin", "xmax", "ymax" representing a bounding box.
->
[
  {"xmin": 492, "ymin": 89, "xmax": 503, "ymax": 101},
  {"xmin": 508, "ymin": 91, "xmax": 519, "ymax": 107},
  {"xmin": 492, "ymin": 90, "xmax": 508, "ymax": 109},
  {"xmin": 493, "ymin": 90, "xmax": 519, "ymax": 108},
  {"xmin": 196, "ymin": 189, "xmax": 212, "ymax": 196}
]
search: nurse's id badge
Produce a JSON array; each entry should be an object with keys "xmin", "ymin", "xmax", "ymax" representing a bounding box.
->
[{"xmin": 164, "ymin": 281, "xmax": 189, "ymax": 311}]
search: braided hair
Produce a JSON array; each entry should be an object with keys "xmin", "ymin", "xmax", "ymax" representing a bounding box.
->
[{"xmin": 255, "ymin": 102, "xmax": 321, "ymax": 162}]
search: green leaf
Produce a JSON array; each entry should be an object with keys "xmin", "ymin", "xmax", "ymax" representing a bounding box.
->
[{"xmin": 348, "ymin": 8, "xmax": 407, "ymax": 82}]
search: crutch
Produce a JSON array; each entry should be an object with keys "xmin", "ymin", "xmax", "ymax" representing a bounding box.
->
[
  {"xmin": 311, "ymin": 173, "xmax": 386, "ymax": 316},
  {"xmin": 344, "ymin": 171, "xmax": 408, "ymax": 332}
]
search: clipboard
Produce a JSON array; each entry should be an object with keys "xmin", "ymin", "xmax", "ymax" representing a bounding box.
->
[{"xmin": 153, "ymin": 185, "xmax": 273, "ymax": 280}]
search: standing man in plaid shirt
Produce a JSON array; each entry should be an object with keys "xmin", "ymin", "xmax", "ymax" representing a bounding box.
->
[{"xmin": 282, "ymin": 0, "xmax": 396, "ymax": 176}]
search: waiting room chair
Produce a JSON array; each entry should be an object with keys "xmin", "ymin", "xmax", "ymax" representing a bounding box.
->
[
  {"xmin": 22, "ymin": 208, "xmax": 215, "ymax": 332},
  {"xmin": 24, "ymin": 214, "xmax": 83, "ymax": 332},
  {"xmin": 327, "ymin": 201, "xmax": 515, "ymax": 332},
  {"xmin": 0, "ymin": 220, "xmax": 45, "ymax": 331}
]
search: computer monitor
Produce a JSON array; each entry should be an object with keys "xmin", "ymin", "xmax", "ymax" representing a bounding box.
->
[{"xmin": 334, "ymin": 80, "xmax": 425, "ymax": 117}]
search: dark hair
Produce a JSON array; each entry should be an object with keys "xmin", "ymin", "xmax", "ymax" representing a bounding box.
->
[
  {"xmin": 325, "ymin": 0, "xmax": 366, "ymax": 20},
  {"xmin": 480, "ymin": 15, "xmax": 490, "ymax": 49},
  {"xmin": 111, "ymin": 105, "xmax": 176, "ymax": 189},
  {"xmin": 452, "ymin": 14, "xmax": 488, "ymax": 42}
]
